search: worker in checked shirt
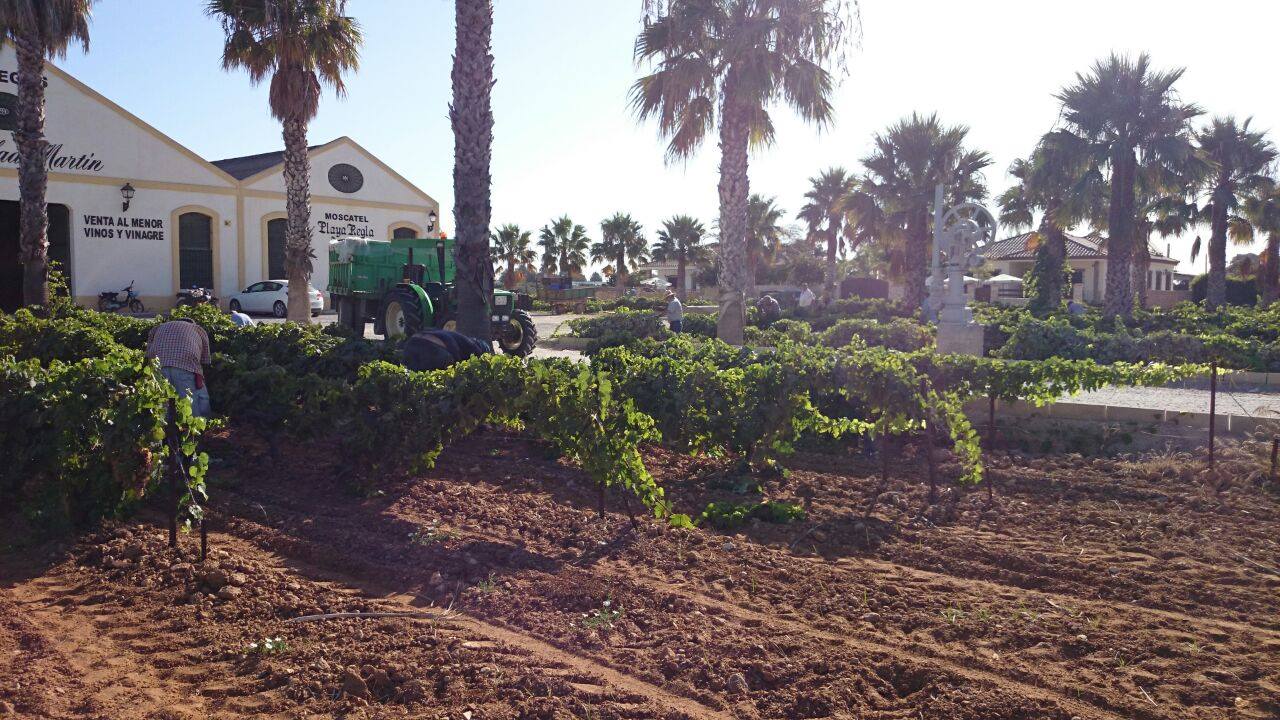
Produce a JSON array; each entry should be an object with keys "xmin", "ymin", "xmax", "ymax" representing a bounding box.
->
[{"xmin": 146, "ymin": 316, "xmax": 212, "ymax": 418}]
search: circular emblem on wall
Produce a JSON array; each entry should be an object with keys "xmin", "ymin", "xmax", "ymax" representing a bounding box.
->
[
  {"xmin": 327, "ymin": 163, "xmax": 364, "ymax": 193},
  {"xmin": 0, "ymin": 93, "xmax": 17, "ymax": 133}
]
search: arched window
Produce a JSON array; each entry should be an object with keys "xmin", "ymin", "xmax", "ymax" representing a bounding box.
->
[
  {"xmin": 179, "ymin": 212, "xmax": 214, "ymax": 289},
  {"xmin": 267, "ymin": 217, "xmax": 287, "ymax": 279},
  {"xmin": 393, "ymin": 226, "xmax": 417, "ymax": 239}
]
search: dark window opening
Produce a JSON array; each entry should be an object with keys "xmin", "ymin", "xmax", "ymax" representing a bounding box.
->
[
  {"xmin": 179, "ymin": 212, "xmax": 213, "ymax": 289},
  {"xmin": 267, "ymin": 217, "xmax": 287, "ymax": 279},
  {"xmin": 0, "ymin": 201, "xmax": 71, "ymax": 312},
  {"xmin": 392, "ymin": 226, "xmax": 417, "ymax": 240}
]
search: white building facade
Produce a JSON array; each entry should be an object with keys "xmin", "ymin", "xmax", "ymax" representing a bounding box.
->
[{"xmin": 0, "ymin": 46, "xmax": 439, "ymax": 312}]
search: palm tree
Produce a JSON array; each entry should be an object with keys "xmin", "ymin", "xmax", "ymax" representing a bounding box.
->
[
  {"xmin": 593, "ymin": 213, "xmax": 648, "ymax": 288},
  {"xmin": 997, "ymin": 134, "xmax": 1099, "ymax": 316},
  {"xmin": 0, "ymin": 0, "xmax": 94, "ymax": 310},
  {"xmin": 208, "ymin": 0, "xmax": 361, "ymax": 324},
  {"xmin": 1241, "ymin": 184, "xmax": 1280, "ymax": 306},
  {"xmin": 631, "ymin": 0, "xmax": 856, "ymax": 344},
  {"xmin": 860, "ymin": 113, "xmax": 991, "ymax": 311},
  {"xmin": 491, "ymin": 224, "xmax": 534, "ymax": 290},
  {"xmin": 1054, "ymin": 53, "xmax": 1200, "ymax": 318},
  {"xmin": 451, "ymin": 0, "xmax": 495, "ymax": 338},
  {"xmin": 745, "ymin": 194, "xmax": 786, "ymax": 291},
  {"xmin": 798, "ymin": 168, "xmax": 861, "ymax": 304},
  {"xmin": 1192, "ymin": 117, "xmax": 1276, "ymax": 310},
  {"xmin": 538, "ymin": 216, "xmax": 591, "ymax": 278},
  {"xmin": 653, "ymin": 215, "xmax": 707, "ymax": 300}
]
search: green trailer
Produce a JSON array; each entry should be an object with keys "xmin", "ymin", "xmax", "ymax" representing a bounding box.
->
[{"xmin": 327, "ymin": 235, "xmax": 537, "ymax": 356}]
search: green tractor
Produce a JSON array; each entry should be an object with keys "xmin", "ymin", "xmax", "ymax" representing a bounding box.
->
[{"xmin": 327, "ymin": 235, "xmax": 537, "ymax": 356}]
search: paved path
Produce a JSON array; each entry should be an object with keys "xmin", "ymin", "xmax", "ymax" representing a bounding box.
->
[{"xmin": 1057, "ymin": 384, "xmax": 1280, "ymax": 417}]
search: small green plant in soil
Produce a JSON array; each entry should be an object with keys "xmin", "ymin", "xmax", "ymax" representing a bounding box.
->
[
  {"xmin": 246, "ymin": 637, "xmax": 287, "ymax": 656},
  {"xmin": 697, "ymin": 500, "xmax": 807, "ymax": 531},
  {"xmin": 582, "ymin": 598, "xmax": 623, "ymax": 630}
]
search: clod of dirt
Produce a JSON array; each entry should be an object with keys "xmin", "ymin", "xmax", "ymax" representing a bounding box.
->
[
  {"xmin": 200, "ymin": 568, "xmax": 230, "ymax": 590},
  {"xmin": 0, "ymin": 700, "xmax": 15, "ymax": 715},
  {"xmin": 341, "ymin": 668, "xmax": 370, "ymax": 699},
  {"xmin": 861, "ymin": 612, "xmax": 882, "ymax": 624},
  {"xmin": 726, "ymin": 672, "xmax": 749, "ymax": 694},
  {"xmin": 216, "ymin": 586, "xmax": 242, "ymax": 601}
]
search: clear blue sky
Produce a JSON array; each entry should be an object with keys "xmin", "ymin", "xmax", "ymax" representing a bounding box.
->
[{"xmin": 58, "ymin": 0, "xmax": 1280, "ymax": 273}]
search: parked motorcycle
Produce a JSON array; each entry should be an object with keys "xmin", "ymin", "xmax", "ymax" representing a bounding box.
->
[
  {"xmin": 98, "ymin": 282, "xmax": 144, "ymax": 314},
  {"xmin": 176, "ymin": 286, "xmax": 218, "ymax": 307}
]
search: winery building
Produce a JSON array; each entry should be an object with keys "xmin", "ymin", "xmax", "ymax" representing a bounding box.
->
[{"xmin": 0, "ymin": 45, "xmax": 440, "ymax": 312}]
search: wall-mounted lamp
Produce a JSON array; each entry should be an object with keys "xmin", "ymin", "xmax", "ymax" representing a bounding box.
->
[
  {"xmin": 427, "ymin": 210, "xmax": 438, "ymax": 233},
  {"xmin": 120, "ymin": 182, "xmax": 135, "ymax": 212}
]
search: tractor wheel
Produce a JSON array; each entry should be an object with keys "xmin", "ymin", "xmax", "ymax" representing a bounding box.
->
[
  {"xmin": 381, "ymin": 287, "xmax": 425, "ymax": 338},
  {"xmin": 497, "ymin": 309, "xmax": 538, "ymax": 356}
]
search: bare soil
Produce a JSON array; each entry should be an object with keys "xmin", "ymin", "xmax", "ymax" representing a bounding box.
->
[{"xmin": 3, "ymin": 429, "xmax": 1278, "ymax": 719}]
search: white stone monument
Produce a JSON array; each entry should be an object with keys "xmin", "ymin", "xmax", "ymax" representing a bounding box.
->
[{"xmin": 928, "ymin": 185, "xmax": 997, "ymax": 356}]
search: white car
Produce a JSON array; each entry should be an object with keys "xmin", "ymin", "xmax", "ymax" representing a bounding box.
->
[{"xmin": 227, "ymin": 280, "xmax": 324, "ymax": 318}]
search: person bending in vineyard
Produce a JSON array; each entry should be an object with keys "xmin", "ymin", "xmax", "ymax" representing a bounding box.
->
[
  {"xmin": 146, "ymin": 316, "xmax": 212, "ymax": 418},
  {"xmin": 403, "ymin": 329, "xmax": 492, "ymax": 372}
]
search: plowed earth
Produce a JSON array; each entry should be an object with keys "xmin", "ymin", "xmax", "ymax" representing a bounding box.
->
[{"xmin": 3, "ymin": 429, "xmax": 1278, "ymax": 719}]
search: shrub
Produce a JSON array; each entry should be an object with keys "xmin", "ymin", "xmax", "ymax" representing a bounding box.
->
[
  {"xmin": 1191, "ymin": 274, "xmax": 1257, "ymax": 306},
  {"xmin": 569, "ymin": 309, "xmax": 670, "ymax": 353},
  {"xmin": 0, "ymin": 349, "xmax": 208, "ymax": 533},
  {"xmin": 820, "ymin": 318, "xmax": 933, "ymax": 352},
  {"xmin": 994, "ymin": 317, "xmax": 1090, "ymax": 361},
  {"xmin": 679, "ymin": 312, "xmax": 718, "ymax": 338}
]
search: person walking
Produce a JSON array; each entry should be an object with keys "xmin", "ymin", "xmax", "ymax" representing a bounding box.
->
[
  {"xmin": 146, "ymin": 316, "xmax": 212, "ymax": 418},
  {"xmin": 403, "ymin": 329, "xmax": 493, "ymax": 372},
  {"xmin": 665, "ymin": 291, "xmax": 684, "ymax": 333},
  {"xmin": 798, "ymin": 284, "xmax": 816, "ymax": 317}
]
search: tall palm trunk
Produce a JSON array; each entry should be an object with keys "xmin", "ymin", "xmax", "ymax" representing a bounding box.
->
[
  {"xmin": 1205, "ymin": 183, "xmax": 1230, "ymax": 311},
  {"xmin": 1133, "ymin": 224, "xmax": 1152, "ymax": 309},
  {"xmin": 1029, "ymin": 207, "xmax": 1068, "ymax": 316},
  {"xmin": 451, "ymin": 0, "xmax": 495, "ymax": 339},
  {"xmin": 13, "ymin": 32, "xmax": 50, "ymax": 311},
  {"xmin": 615, "ymin": 248, "xmax": 626, "ymax": 289},
  {"xmin": 281, "ymin": 117, "xmax": 314, "ymax": 324},
  {"xmin": 1261, "ymin": 233, "xmax": 1280, "ymax": 307},
  {"xmin": 504, "ymin": 256, "xmax": 516, "ymax": 290},
  {"xmin": 903, "ymin": 210, "xmax": 928, "ymax": 310},
  {"xmin": 1103, "ymin": 148, "xmax": 1137, "ymax": 318},
  {"xmin": 715, "ymin": 77, "xmax": 750, "ymax": 345},
  {"xmin": 822, "ymin": 220, "xmax": 840, "ymax": 303}
]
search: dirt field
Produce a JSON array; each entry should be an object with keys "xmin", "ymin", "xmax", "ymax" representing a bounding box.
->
[{"xmin": 3, "ymin": 430, "xmax": 1278, "ymax": 719}]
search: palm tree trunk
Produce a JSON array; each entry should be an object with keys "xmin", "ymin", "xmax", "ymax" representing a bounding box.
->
[
  {"xmin": 715, "ymin": 77, "xmax": 750, "ymax": 345},
  {"xmin": 617, "ymin": 248, "xmax": 628, "ymax": 289},
  {"xmin": 1206, "ymin": 190, "xmax": 1229, "ymax": 311},
  {"xmin": 451, "ymin": 0, "xmax": 496, "ymax": 340},
  {"xmin": 281, "ymin": 117, "xmax": 314, "ymax": 324},
  {"xmin": 676, "ymin": 254, "xmax": 687, "ymax": 301},
  {"xmin": 1133, "ymin": 226, "xmax": 1152, "ymax": 309},
  {"xmin": 1103, "ymin": 149, "xmax": 1137, "ymax": 318},
  {"xmin": 505, "ymin": 257, "xmax": 516, "ymax": 290},
  {"xmin": 903, "ymin": 211, "xmax": 929, "ymax": 310},
  {"xmin": 1262, "ymin": 233, "xmax": 1280, "ymax": 307},
  {"xmin": 823, "ymin": 220, "xmax": 840, "ymax": 304},
  {"xmin": 1029, "ymin": 212, "xmax": 1068, "ymax": 316},
  {"xmin": 13, "ymin": 32, "xmax": 50, "ymax": 311}
]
